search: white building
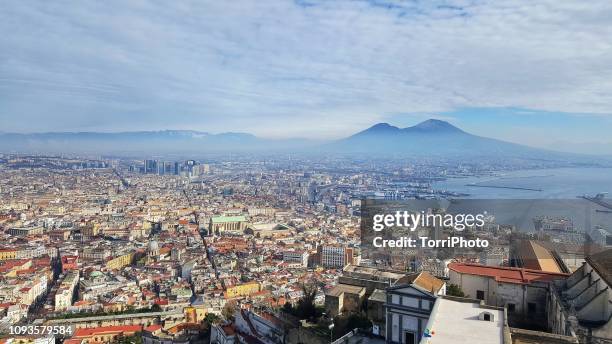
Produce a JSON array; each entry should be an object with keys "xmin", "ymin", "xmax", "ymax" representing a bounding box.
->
[
  {"xmin": 54, "ymin": 271, "xmax": 79, "ymax": 311},
  {"xmin": 282, "ymin": 250, "xmax": 308, "ymax": 267},
  {"xmin": 448, "ymin": 262, "xmax": 567, "ymax": 329},
  {"xmin": 319, "ymin": 245, "xmax": 352, "ymax": 268}
]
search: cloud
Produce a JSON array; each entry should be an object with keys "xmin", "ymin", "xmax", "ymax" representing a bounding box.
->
[{"xmin": 1, "ymin": 0, "xmax": 611, "ymax": 139}]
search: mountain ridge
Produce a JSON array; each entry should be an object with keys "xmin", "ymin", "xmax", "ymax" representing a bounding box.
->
[
  {"xmin": 0, "ymin": 119, "xmax": 598, "ymax": 160},
  {"xmin": 328, "ymin": 119, "xmax": 565, "ymax": 158}
]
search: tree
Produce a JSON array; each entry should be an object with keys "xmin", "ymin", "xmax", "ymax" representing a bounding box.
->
[
  {"xmin": 204, "ymin": 313, "xmax": 221, "ymax": 325},
  {"xmin": 222, "ymin": 300, "xmax": 238, "ymax": 320},
  {"xmin": 282, "ymin": 302, "xmax": 293, "ymax": 314},
  {"xmin": 331, "ymin": 312, "xmax": 371, "ymax": 340},
  {"xmin": 203, "ymin": 312, "xmax": 221, "ymax": 333},
  {"xmin": 295, "ymin": 283, "xmax": 318, "ymax": 319},
  {"xmin": 446, "ymin": 284, "xmax": 465, "ymax": 297}
]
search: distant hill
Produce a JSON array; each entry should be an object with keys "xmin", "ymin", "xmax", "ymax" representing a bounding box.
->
[
  {"xmin": 0, "ymin": 120, "xmax": 598, "ymax": 161},
  {"xmin": 0, "ymin": 130, "xmax": 312, "ymax": 155}
]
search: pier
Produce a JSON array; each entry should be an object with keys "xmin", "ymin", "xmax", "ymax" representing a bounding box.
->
[
  {"xmin": 465, "ymin": 184, "xmax": 542, "ymax": 192},
  {"xmin": 580, "ymin": 195, "xmax": 612, "ymax": 211}
]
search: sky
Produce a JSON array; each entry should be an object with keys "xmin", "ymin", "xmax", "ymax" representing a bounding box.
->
[{"xmin": 1, "ymin": 1, "xmax": 612, "ymax": 153}]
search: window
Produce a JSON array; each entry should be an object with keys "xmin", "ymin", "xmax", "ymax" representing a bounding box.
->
[
  {"xmin": 507, "ymin": 303, "xmax": 515, "ymax": 312},
  {"xmin": 404, "ymin": 331, "xmax": 416, "ymax": 344},
  {"xmin": 528, "ymin": 302, "xmax": 536, "ymax": 313},
  {"xmin": 421, "ymin": 300, "xmax": 430, "ymax": 310},
  {"xmin": 479, "ymin": 311, "xmax": 494, "ymax": 321},
  {"xmin": 392, "ymin": 294, "xmax": 400, "ymax": 304},
  {"xmin": 402, "ymin": 296, "xmax": 418, "ymax": 308},
  {"xmin": 476, "ymin": 290, "xmax": 485, "ymax": 300}
]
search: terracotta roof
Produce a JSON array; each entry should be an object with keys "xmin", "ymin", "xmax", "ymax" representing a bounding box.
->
[
  {"xmin": 410, "ymin": 271, "xmax": 445, "ymax": 293},
  {"xmin": 144, "ymin": 325, "xmax": 162, "ymax": 332},
  {"xmin": 517, "ymin": 240, "xmax": 562, "ymax": 273},
  {"xmin": 154, "ymin": 298, "xmax": 168, "ymax": 305},
  {"xmin": 74, "ymin": 325, "xmax": 142, "ymax": 337},
  {"xmin": 448, "ymin": 263, "xmax": 568, "ymax": 285},
  {"xmin": 62, "ymin": 339, "xmax": 83, "ymax": 344}
]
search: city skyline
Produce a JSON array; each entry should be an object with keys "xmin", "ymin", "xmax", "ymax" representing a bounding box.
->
[{"xmin": 2, "ymin": 1, "xmax": 612, "ymax": 153}]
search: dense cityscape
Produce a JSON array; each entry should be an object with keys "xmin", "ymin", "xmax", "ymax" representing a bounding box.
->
[
  {"xmin": 0, "ymin": 153, "xmax": 610, "ymax": 344},
  {"xmin": 2, "ymin": 1, "xmax": 612, "ymax": 343}
]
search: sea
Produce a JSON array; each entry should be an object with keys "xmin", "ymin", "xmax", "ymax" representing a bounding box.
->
[
  {"xmin": 433, "ymin": 167, "xmax": 612, "ymax": 199},
  {"xmin": 429, "ymin": 167, "xmax": 612, "ymax": 233}
]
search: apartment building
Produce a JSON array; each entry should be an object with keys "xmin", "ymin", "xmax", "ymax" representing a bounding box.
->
[
  {"xmin": 318, "ymin": 245, "xmax": 353, "ymax": 268},
  {"xmin": 55, "ymin": 271, "xmax": 79, "ymax": 311},
  {"xmin": 282, "ymin": 250, "xmax": 308, "ymax": 268}
]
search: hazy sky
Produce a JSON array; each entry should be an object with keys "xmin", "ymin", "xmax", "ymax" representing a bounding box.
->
[{"xmin": 1, "ymin": 1, "xmax": 612, "ymax": 152}]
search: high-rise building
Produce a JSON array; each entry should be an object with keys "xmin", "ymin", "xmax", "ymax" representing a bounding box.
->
[
  {"xmin": 144, "ymin": 159, "xmax": 158, "ymax": 174},
  {"xmin": 318, "ymin": 245, "xmax": 353, "ymax": 268}
]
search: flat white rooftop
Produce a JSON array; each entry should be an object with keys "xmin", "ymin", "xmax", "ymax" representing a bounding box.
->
[{"xmin": 422, "ymin": 298, "xmax": 504, "ymax": 344}]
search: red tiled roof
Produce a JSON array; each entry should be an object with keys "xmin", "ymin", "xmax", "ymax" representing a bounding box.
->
[
  {"xmin": 62, "ymin": 339, "xmax": 83, "ymax": 344},
  {"xmin": 154, "ymin": 298, "xmax": 168, "ymax": 305},
  {"xmin": 448, "ymin": 263, "xmax": 568, "ymax": 284},
  {"xmin": 144, "ymin": 324, "xmax": 162, "ymax": 332},
  {"xmin": 74, "ymin": 325, "xmax": 142, "ymax": 337}
]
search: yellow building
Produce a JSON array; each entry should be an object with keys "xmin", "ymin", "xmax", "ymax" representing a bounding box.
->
[
  {"xmin": 0, "ymin": 248, "xmax": 17, "ymax": 261},
  {"xmin": 184, "ymin": 305, "xmax": 208, "ymax": 323},
  {"xmin": 225, "ymin": 281, "xmax": 261, "ymax": 298},
  {"xmin": 105, "ymin": 252, "xmax": 134, "ymax": 270}
]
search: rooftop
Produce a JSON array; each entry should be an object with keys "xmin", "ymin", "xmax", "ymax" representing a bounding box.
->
[
  {"xmin": 586, "ymin": 248, "xmax": 612, "ymax": 286},
  {"xmin": 448, "ymin": 263, "xmax": 569, "ymax": 285},
  {"xmin": 343, "ymin": 264, "xmax": 407, "ymax": 281},
  {"xmin": 424, "ymin": 297, "xmax": 505, "ymax": 344},
  {"xmin": 325, "ymin": 283, "xmax": 366, "ymax": 297},
  {"xmin": 368, "ymin": 288, "xmax": 386, "ymax": 303},
  {"xmin": 74, "ymin": 325, "xmax": 143, "ymax": 337},
  {"xmin": 517, "ymin": 240, "xmax": 562, "ymax": 273},
  {"xmin": 399, "ymin": 271, "xmax": 445, "ymax": 294},
  {"xmin": 211, "ymin": 215, "xmax": 246, "ymax": 223}
]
